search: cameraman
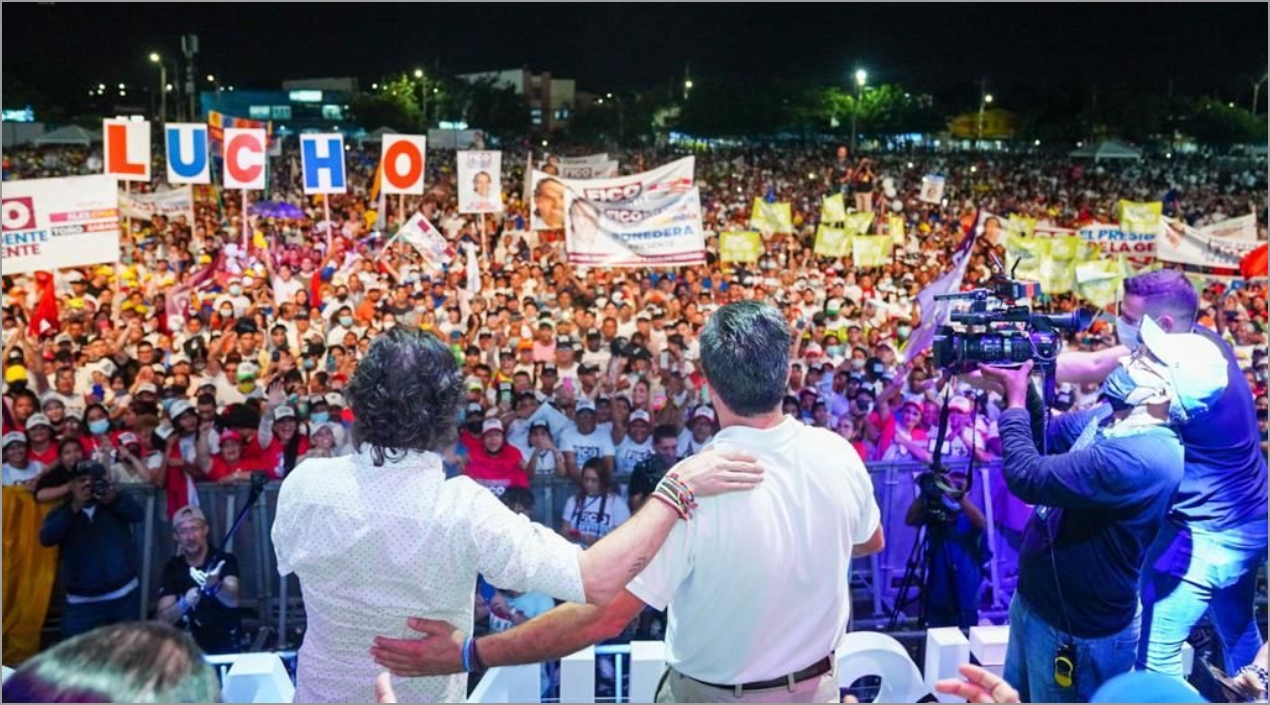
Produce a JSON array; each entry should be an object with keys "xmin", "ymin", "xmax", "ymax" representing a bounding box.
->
[
  {"xmin": 905, "ymin": 471, "xmax": 987, "ymax": 629},
  {"xmin": 39, "ymin": 461, "xmax": 144, "ymax": 639},
  {"xmin": 155, "ymin": 505, "xmax": 241, "ymax": 655}
]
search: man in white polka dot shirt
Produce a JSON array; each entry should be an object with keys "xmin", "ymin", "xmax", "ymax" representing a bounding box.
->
[{"xmin": 274, "ymin": 328, "xmax": 762, "ymax": 703}]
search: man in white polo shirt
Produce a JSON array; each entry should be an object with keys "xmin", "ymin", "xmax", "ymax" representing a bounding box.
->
[{"xmin": 374, "ymin": 301, "xmax": 885, "ymax": 702}]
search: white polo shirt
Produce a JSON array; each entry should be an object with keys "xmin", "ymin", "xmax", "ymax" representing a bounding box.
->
[{"xmin": 626, "ymin": 416, "xmax": 879, "ymax": 686}]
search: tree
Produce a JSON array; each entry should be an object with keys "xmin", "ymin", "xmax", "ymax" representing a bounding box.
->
[
  {"xmin": 349, "ymin": 73, "xmax": 422, "ymax": 132},
  {"xmin": 1185, "ymin": 99, "xmax": 1266, "ymax": 150}
]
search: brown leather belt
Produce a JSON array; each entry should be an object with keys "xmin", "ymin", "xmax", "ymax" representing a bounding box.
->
[{"xmin": 688, "ymin": 655, "xmax": 834, "ymax": 694}]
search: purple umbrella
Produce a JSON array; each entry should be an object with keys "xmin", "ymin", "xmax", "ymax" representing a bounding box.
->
[{"xmin": 249, "ymin": 201, "xmax": 306, "ymax": 219}]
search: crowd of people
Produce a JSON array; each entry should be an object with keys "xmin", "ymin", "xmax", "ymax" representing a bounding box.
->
[{"xmin": 1, "ymin": 136, "xmax": 1267, "ymax": 701}]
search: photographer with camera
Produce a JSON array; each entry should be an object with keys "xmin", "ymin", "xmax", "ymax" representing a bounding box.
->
[
  {"xmin": 38, "ymin": 461, "xmax": 144, "ymax": 639},
  {"xmin": 979, "ymin": 313, "xmax": 1228, "ymax": 702},
  {"xmin": 155, "ymin": 505, "xmax": 242, "ymax": 655},
  {"xmin": 905, "ymin": 470, "xmax": 987, "ymax": 630}
]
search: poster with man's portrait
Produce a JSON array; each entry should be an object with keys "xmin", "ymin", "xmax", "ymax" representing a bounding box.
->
[{"xmin": 457, "ymin": 150, "xmax": 503, "ymax": 214}]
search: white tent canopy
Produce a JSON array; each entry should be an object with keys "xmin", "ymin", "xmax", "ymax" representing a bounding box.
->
[
  {"xmin": 33, "ymin": 124, "xmax": 101, "ymax": 147},
  {"xmin": 1069, "ymin": 139, "xmax": 1142, "ymax": 161}
]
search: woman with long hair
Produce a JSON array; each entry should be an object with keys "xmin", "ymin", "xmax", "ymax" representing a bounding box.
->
[{"xmin": 562, "ymin": 457, "xmax": 630, "ymax": 547}]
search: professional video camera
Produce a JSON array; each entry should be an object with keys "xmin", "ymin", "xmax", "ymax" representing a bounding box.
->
[{"xmin": 932, "ymin": 276, "xmax": 1092, "ymax": 376}]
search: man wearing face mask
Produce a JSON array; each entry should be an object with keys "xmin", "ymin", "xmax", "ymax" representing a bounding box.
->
[
  {"xmin": 213, "ymin": 276, "xmax": 251, "ymax": 319},
  {"xmin": 979, "ymin": 314, "xmax": 1229, "ymax": 703}
]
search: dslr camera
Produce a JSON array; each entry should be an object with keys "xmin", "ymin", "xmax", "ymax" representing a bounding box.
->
[
  {"xmin": 932, "ymin": 277, "xmax": 1091, "ymax": 375},
  {"xmin": 917, "ymin": 471, "xmax": 963, "ymax": 524},
  {"xmin": 72, "ymin": 461, "xmax": 112, "ymax": 499}
]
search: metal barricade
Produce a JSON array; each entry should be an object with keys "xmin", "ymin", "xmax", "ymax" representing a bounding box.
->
[{"xmin": 108, "ymin": 459, "xmax": 1012, "ymax": 643}]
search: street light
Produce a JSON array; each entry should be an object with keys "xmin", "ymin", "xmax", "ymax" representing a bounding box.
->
[
  {"xmin": 851, "ymin": 68, "xmax": 867, "ymax": 153},
  {"xmin": 977, "ymin": 92, "xmax": 994, "ymax": 147},
  {"xmin": 414, "ymin": 68, "xmax": 428, "ymax": 128},
  {"xmin": 1253, "ymin": 73, "xmax": 1268, "ymax": 115},
  {"xmin": 149, "ymin": 52, "xmax": 167, "ymax": 122}
]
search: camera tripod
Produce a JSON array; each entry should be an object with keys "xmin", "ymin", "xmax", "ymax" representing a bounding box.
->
[{"xmin": 886, "ymin": 516, "xmax": 961, "ymax": 633}]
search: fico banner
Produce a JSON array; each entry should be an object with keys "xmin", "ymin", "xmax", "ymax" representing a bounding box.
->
[
  {"xmin": 300, "ymin": 134, "xmax": 348, "ymax": 195},
  {"xmin": 381, "ymin": 135, "xmax": 427, "ymax": 195},
  {"xmin": 164, "ymin": 123, "xmax": 210, "ymax": 185},
  {"xmin": 102, "ymin": 119, "xmax": 151, "ymax": 182},
  {"xmin": 222, "ymin": 128, "xmax": 267, "ymax": 190},
  {"xmin": 1, "ymin": 175, "xmax": 121, "ymax": 274}
]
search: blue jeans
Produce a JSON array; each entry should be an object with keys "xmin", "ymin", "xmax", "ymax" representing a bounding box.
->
[
  {"xmin": 1137, "ymin": 518, "xmax": 1268, "ymax": 676},
  {"xmin": 1004, "ymin": 593, "xmax": 1140, "ymax": 703},
  {"xmin": 60, "ymin": 589, "xmax": 139, "ymax": 639}
]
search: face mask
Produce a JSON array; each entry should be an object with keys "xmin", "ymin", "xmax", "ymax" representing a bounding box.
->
[
  {"xmin": 1116, "ymin": 317, "xmax": 1141, "ymax": 350},
  {"xmin": 220, "ymin": 308, "xmax": 233, "ymax": 318},
  {"xmin": 88, "ymin": 419, "xmax": 110, "ymax": 435},
  {"xmin": 229, "ymin": 285, "xmax": 242, "ymax": 296},
  {"xmin": 303, "ymin": 358, "xmax": 316, "ymax": 370},
  {"xmin": 310, "ymin": 411, "xmax": 329, "ymax": 425},
  {"xmin": 851, "ymin": 359, "xmax": 866, "ymax": 370},
  {"xmin": 383, "ymin": 321, "xmax": 396, "ymax": 330},
  {"xmin": 237, "ymin": 380, "xmax": 256, "ymax": 394},
  {"xmin": 826, "ymin": 345, "xmax": 842, "ymax": 358},
  {"xmin": 897, "ymin": 325, "xmax": 912, "ymax": 340},
  {"xmin": 340, "ymin": 316, "xmax": 354, "ymax": 328}
]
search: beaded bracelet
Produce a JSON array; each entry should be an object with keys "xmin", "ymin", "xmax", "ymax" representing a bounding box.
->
[
  {"xmin": 650, "ymin": 485, "xmax": 688, "ymax": 519},
  {"xmin": 1238, "ymin": 663, "xmax": 1268, "ymax": 693},
  {"xmin": 661, "ymin": 472, "xmax": 695, "ymax": 510}
]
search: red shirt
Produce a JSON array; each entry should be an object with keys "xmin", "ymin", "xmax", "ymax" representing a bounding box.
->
[
  {"xmin": 256, "ymin": 435, "xmax": 311, "ymax": 480},
  {"xmin": 465, "ymin": 444, "xmax": 527, "ymax": 496},
  {"xmin": 28, "ymin": 443, "xmax": 58, "ymax": 467},
  {"xmin": 206, "ymin": 453, "xmax": 270, "ymax": 482}
]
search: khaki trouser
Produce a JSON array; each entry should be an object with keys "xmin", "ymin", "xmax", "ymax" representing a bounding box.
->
[{"xmin": 655, "ymin": 666, "xmax": 840, "ymax": 703}]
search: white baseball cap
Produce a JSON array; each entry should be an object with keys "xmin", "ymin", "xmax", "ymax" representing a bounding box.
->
[
  {"xmin": 692, "ymin": 406, "xmax": 716, "ymax": 423},
  {"xmin": 629, "ymin": 410, "xmax": 652, "ymax": 424},
  {"xmin": 135, "ymin": 382, "xmax": 159, "ymax": 395},
  {"xmin": 25, "ymin": 413, "xmax": 52, "ymax": 431},
  {"xmin": 169, "ymin": 399, "xmax": 195, "ymax": 420},
  {"xmin": 324, "ymin": 392, "xmax": 345, "ymax": 408},
  {"xmin": 482, "ymin": 418, "xmax": 505, "ymax": 435},
  {"xmin": 273, "ymin": 405, "xmax": 297, "ymax": 421},
  {"xmin": 1138, "ymin": 315, "xmax": 1229, "ymax": 424},
  {"xmin": 576, "ymin": 399, "xmax": 597, "ymax": 414},
  {"xmin": 2, "ymin": 431, "xmax": 27, "ymax": 449}
]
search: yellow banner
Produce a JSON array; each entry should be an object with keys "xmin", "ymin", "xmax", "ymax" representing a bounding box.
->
[
  {"xmin": 814, "ymin": 225, "xmax": 850, "ymax": 257},
  {"xmin": 888, "ymin": 214, "xmax": 906, "ymax": 245},
  {"xmin": 843, "ymin": 212, "xmax": 874, "ymax": 237},
  {"xmin": 719, "ymin": 231, "xmax": 764, "ymax": 263},
  {"xmin": 3, "ymin": 488, "xmax": 59, "ymax": 664},
  {"xmin": 852, "ymin": 235, "xmax": 894, "ymax": 268},
  {"xmin": 1075, "ymin": 256, "xmax": 1128, "ymax": 309},
  {"xmin": 750, "ymin": 199, "xmax": 793, "ymax": 234},
  {"xmin": 821, "ymin": 193, "xmax": 847, "ymax": 223},
  {"xmin": 1006, "ymin": 214, "xmax": 1037, "ymax": 238},
  {"xmin": 1118, "ymin": 200, "xmax": 1162, "ymax": 235}
]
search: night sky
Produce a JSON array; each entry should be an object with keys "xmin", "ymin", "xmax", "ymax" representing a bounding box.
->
[{"xmin": 4, "ymin": 3, "xmax": 1266, "ymax": 109}]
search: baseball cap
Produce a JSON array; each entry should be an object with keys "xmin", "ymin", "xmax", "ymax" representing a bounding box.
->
[
  {"xmin": 542, "ymin": 364, "xmax": 558, "ymax": 376},
  {"xmin": 692, "ymin": 406, "xmax": 716, "ymax": 422},
  {"xmin": 135, "ymin": 382, "xmax": 159, "ymax": 395},
  {"xmin": 169, "ymin": 399, "xmax": 196, "ymax": 420},
  {"xmin": 273, "ymin": 406, "xmax": 296, "ymax": 421},
  {"xmin": 481, "ymin": 418, "xmax": 504, "ymax": 435},
  {"xmin": 324, "ymin": 392, "xmax": 345, "ymax": 408},
  {"xmin": 948, "ymin": 396, "xmax": 973, "ymax": 414},
  {"xmin": 2, "ymin": 431, "xmax": 27, "ymax": 449},
  {"xmin": 237, "ymin": 361, "xmax": 260, "ymax": 380},
  {"xmin": 54, "ymin": 332, "xmax": 74, "ymax": 345},
  {"xmin": 172, "ymin": 505, "xmax": 207, "ymax": 530},
  {"xmin": 219, "ymin": 429, "xmax": 243, "ymax": 444},
  {"xmin": 576, "ymin": 399, "xmax": 597, "ymax": 414},
  {"xmin": 629, "ymin": 410, "xmax": 652, "ymax": 424},
  {"xmin": 1138, "ymin": 315, "xmax": 1229, "ymax": 424},
  {"xmin": 5, "ymin": 365, "xmax": 28, "ymax": 384},
  {"xmin": 25, "ymin": 413, "xmax": 52, "ymax": 432},
  {"xmin": 467, "ymin": 401, "xmax": 484, "ymax": 414},
  {"xmin": 117, "ymin": 431, "xmax": 140, "ymax": 447}
]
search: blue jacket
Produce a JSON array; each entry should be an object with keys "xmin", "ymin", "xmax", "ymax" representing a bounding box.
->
[
  {"xmin": 40, "ymin": 494, "xmax": 144, "ymax": 598},
  {"xmin": 998, "ymin": 402, "xmax": 1182, "ymax": 638}
]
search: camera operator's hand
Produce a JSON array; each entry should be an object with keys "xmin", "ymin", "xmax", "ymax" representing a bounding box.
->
[
  {"xmin": 96, "ymin": 480, "xmax": 118, "ymax": 505},
  {"xmin": 69, "ymin": 476, "xmax": 94, "ymax": 512},
  {"xmin": 977, "ymin": 360, "xmax": 1033, "ymax": 410}
]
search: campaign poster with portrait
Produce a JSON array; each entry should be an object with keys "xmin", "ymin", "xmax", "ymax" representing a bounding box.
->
[{"xmin": 456, "ymin": 150, "xmax": 503, "ymax": 214}]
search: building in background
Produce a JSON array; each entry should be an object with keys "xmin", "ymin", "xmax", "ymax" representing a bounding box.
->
[
  {"xmin": 198, "ymin": 77, "xmax": 359, "ymax": 135},
  {"xmin": 456, "ymin": 68, "xmax": 575, "ymax": 131}
]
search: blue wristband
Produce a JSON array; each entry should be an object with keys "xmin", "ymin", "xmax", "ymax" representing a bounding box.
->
[{"xmin": 461, "ymin": 637, "xmax": 473, "ymax": 673}]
